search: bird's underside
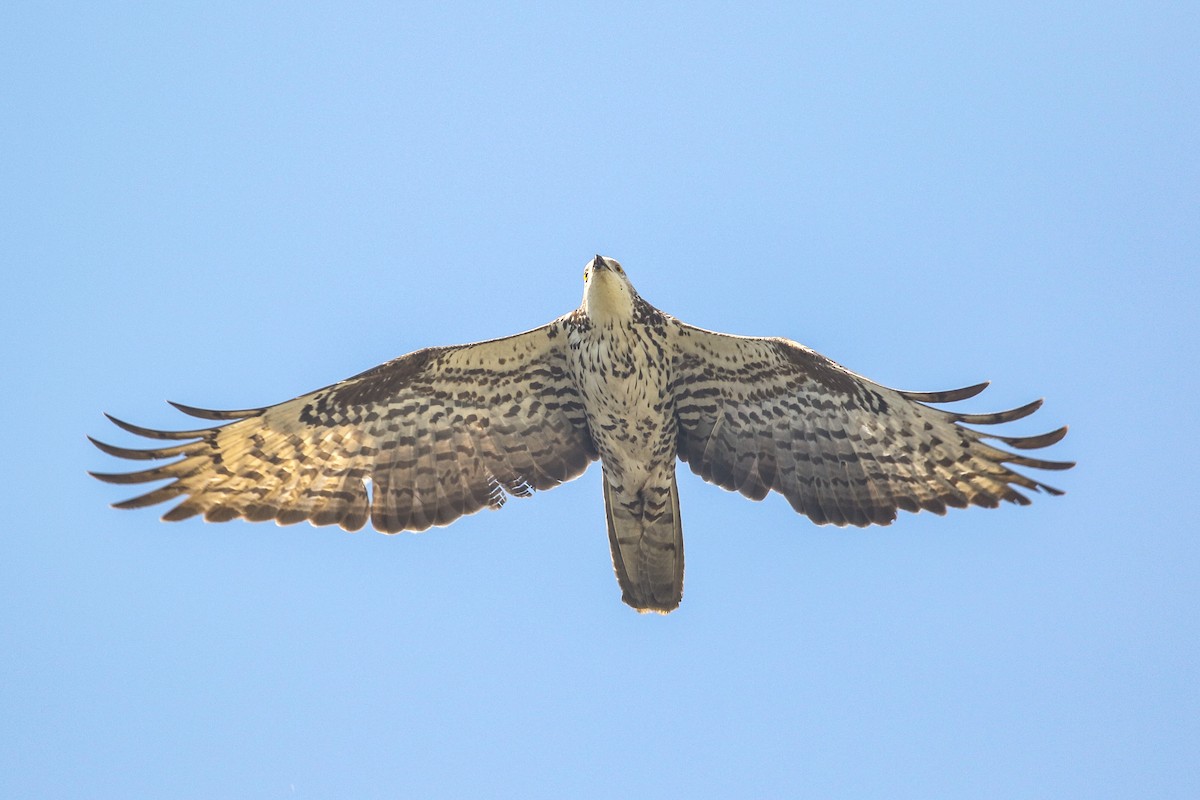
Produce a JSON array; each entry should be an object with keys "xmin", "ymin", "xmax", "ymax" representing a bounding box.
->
[{"xmin": 91, "ymin": 255, "xmax": 1074, "ymax": 614}]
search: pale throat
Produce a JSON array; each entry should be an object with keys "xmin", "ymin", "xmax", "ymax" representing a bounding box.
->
[{"xmin": 583, "ymin": 272, "xmax": 635, "ymax": 324}]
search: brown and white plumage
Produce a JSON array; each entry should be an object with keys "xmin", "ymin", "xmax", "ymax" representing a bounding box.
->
[
  {"xmin": 668, "ymin": 324, "xmax": 1071, "ymax": 527},
  {"xmin": 92, "ymin": 327, "xmax": 597, "ymax": 532},
  {"xmin": 92, "ymin": 255, "xmax": 1073, "ymax": 613}
]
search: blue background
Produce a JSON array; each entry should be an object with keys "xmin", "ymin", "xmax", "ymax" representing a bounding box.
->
[{"xmin": 3, "ymin": 3, "xmax": 1196, "ymax": 798}]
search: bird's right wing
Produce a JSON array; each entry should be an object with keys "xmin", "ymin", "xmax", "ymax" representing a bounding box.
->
[
  {"xmin": 667, "ymin": 319, "xmax": 1073, "ymax": 527},
  {"xmin": 91, "ymin": 317, "xmax": 597, "ymax": 532}
]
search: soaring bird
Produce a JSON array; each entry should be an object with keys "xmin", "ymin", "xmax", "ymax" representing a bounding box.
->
[{"xmin": 91, "ymin": 255, "xmax": 1072, "ymax": 613}]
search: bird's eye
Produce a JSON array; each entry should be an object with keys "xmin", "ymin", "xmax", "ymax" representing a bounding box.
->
[{"xmin": 583, "ymin": 268, "xmax": 589, "ymax": 282}]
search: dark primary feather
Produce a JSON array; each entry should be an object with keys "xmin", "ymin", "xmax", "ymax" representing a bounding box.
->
[
  {"xmin": 667, "ymin": 320, "xmax": 1073, "ymax": 528},
  {"xmin": 91, "ymin": 321, "xmax": 598, "ymax": 532}
]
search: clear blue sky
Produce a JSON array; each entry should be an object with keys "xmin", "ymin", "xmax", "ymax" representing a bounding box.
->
[{"xmin": 2, "ymin": 3, "xmax": 1196, "ymax": 798}]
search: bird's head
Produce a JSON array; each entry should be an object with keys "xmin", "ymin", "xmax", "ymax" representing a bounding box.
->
[{"xmin": 582, "ymin": 255, "xmax": 636, "ymax": 322}]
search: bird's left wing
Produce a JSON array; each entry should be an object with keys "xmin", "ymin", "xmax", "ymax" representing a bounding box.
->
[
  {"xmin": 667, "ymin": 319, "xmax": 1073, "ymax": 527},
  {"xmin": 91, "ymin": 318, "xmax": 597, "ymax": 532}
]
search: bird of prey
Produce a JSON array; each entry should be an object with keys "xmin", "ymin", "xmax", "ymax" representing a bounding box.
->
[{"xmin": 91, "ymin": 255, "xmax": 1072, "ymax": 613}]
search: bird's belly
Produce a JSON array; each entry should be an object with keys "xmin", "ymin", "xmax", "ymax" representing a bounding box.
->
[{"xmin": 577, "ymin": 359, "xmax": 676, "ymax": 485}]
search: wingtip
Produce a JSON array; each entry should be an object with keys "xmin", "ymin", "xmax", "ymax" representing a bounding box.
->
[
  {"xmin": 168, "ymin": 400, "xmax": 265, "ymax": 420},
  {"xmin": 955, "ymin": 397, "xmax": 1044, "ymax": 425},
  {"xmin": 965, "ymin": 380, "xmax": 991, "ymax": 397},
  {"xmin": 88, "ymin": 436, "xmax": 124, "ymax": 459},
  {"xmin": 103, "ymin": 412, "xmax": 209, "ymax": 440},
  {"xmin": 990, "ymin": 425, "xmax": 1070, "ymax": 450},
  {"xmin": 900, "ymin": 380, "xmax": 991, "ymax": 404}
]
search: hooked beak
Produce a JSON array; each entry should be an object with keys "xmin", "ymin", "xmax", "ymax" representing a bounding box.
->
[{"xmin": 592, "ymin": 254, "xmax": 610, "ymax": 272}]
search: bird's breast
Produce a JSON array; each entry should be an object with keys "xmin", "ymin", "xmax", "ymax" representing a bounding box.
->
[{"xmin": 571, "ymin": 325, "xmax": 677, "ymax": 479}]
